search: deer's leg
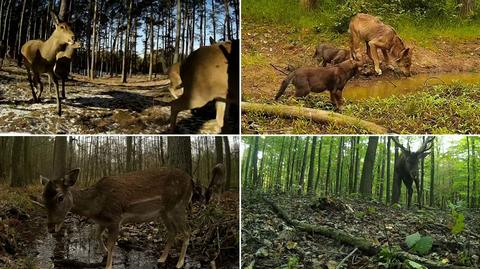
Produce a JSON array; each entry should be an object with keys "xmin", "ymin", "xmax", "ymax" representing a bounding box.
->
[
  {"xmin": 215, "ymin": 100, "xmax": 226, "ymax": 129},
  {"xmin": 96, "ymin": 225, "xmax": 107, "ymax": 253},
  {"xmin": 26, "ymin": 68, "xmax": 38, "ymax": 102},
  {"xmin": 172, "ymin": 206, "xmax": 189, "ymax": 268},
  {"xmin": 61, "ymin": 78, "xmax": 66, "ymax": 100},
  {"xmin": 105, "ymin": 225, "xmax": 119, "ymax": 269},
  {"xmin": 51, "ymin": 74, "xmax": 62, "ymax": 116},
  {"xmin": 407, "ymin": 186, "xmax": 413, "ymax": 209},
  {"xmin": 158, "ymin": 212, "xmax": 176, "ymax": 263}
]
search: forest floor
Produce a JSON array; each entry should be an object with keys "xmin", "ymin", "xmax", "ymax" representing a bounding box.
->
[
  {"xmin": 241, "ymin": 18, "xmax": 480, "ymax": 134},
  {"xmin": 0, "ymin": 185, "xmax": 239, "ymax": 269},
  {"xmin": 0, "ymin": 64, "xmax": 222, "ymax": 134},
  {"xmin": 242, "ymin": 191, "xmax": 480, "ymax": 269}
]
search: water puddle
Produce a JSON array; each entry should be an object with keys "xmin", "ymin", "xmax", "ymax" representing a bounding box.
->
[
  {"xmin": 343, "ymin": 72, "xmax": 480, "ymax": 99},
  {"xmin": 33, "ymin": 220, "xmax": 198, "ymax": 269}
]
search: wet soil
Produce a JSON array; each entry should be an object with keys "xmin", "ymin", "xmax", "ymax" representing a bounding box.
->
[{"xmin": 0, "ymin": 65, "xmax": 221, "ymax": 134}]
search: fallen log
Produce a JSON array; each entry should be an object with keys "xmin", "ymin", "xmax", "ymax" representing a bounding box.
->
[
  {"xmin": 242, "ymin": 102, "xmax": 389, "ymax": 134},
  {"xmin": 262, "ymin": 197, "xmax": 475, "ymax": 269}
]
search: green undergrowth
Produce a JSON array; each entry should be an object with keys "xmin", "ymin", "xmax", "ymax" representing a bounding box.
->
[
  {"xmin": 242, "ymin": 83, "xmax": 480, "ymax": 134},
  {"xmin": 243, "ymin": 0, "xmax": 480, "ymax": 46}
]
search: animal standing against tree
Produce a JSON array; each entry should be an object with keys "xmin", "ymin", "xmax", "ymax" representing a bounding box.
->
[
  {"xmin": 20, "ymin": 11, "xmax": 75, "ymax": 116},
  {"xmin": 391, "ymin": 137, "xmax": 435, "ymax": 208},
  {"xmin": 170, "ymin": 40, "xmax": 236, "ymax": 132},
  {"xmin": 40, "ymin": 167, "xmax": 193, "ymax": 269},
  {"xmin": 313, "ymin": 44, "xmax": 351, "ymax": 66},
  {"xmin": 274, "ymin": 57, "xmax": 365, "ymax": 111},
  {"xmin": 349, "ymin": 13, "xmax": 412, "ymax": 76},
  {"xmin": 206, "ymin": 163, "xmax": 226, "ymax": 204}
]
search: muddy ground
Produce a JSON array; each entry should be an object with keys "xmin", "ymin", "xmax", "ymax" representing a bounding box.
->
[
  {"xmin": 241, "ymin": 20, "xmax": 480, "ymax": 134},
  {"xmin": 242, "ymin": 192, "xmax": 480, "ymax": 268},
  {"xmin": 0, "ymin": 186, "xmax": 239, "ymax": 269},
  {"xmin": 0, "ymin": 64, "xmax": 222, "ymax": 134}
]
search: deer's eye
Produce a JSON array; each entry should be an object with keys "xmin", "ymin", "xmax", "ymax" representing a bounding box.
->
[
  {"xmin": 57, "ymin": 195, "xmax": 64, "ymax": 202},
  {"xmin": 60, "ymin": 25, "xmax": 65, "ymax": 29}
]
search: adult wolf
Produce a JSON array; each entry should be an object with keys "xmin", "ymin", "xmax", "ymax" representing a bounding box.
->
[{"xmin": 349, "ymin": 13, "xmax": 412, "ymax": 76}]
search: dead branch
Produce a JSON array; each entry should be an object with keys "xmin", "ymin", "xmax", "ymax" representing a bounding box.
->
[{"xmin": 242, "ymin": 102, "xmax": 390, "ymax": 134}]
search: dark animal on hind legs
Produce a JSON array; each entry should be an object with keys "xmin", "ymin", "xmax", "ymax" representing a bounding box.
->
[
  {"xmin": 313, "ymin": 44, "xmax": 350, "ymax": 66},
  {"xmin": 391, "ymin": 137, "xmax": 435, "ymax": 208}
]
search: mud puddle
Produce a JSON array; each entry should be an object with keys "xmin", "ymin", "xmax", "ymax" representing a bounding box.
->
[
  {"xmin": 344, "ymin": 72, "xmax": 480, "ymax": 99},
  {"xmin": 31, "ymin": 219, "xmax": 200, "ymax": 269}
]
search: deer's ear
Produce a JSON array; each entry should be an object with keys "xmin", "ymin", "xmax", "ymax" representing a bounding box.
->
[
  {"xmin": 40, "ymin": 175, "xmax": 50, "ymax": 186},
  {"xmin": 50, "ymin": 11, "xmax": 60, "ymax": 26},
  {"xmin": 63, "ymin": 168, "xmax": 80, "ymax": 187}
]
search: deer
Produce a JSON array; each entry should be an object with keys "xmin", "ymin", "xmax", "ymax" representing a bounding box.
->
[
  {"xmin": 206, "ymin": 163, "xmax": 226, "ymax": 204},
  {"xmin": 167, "ymin": 62, "xmax": 183, "ymax": 99},
  {"xmin": 40, "ymin": 167, "xmax": 193, "ymax": 269},
  {"xmin": 391, "ymin": 137, "xmax": 435, "ymax": 208},
  {"xmin": 20, "ymin": 11, "xmax": 75, "ymax": 116},
  {"xmin": 169, "ymin": 40, "xmax": 239, "ymax": 133}
]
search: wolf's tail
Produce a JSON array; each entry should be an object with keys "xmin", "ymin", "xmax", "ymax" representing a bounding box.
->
[{"xmin": 275, "ymin": 71, "xmax": 296, "ymax": 100}]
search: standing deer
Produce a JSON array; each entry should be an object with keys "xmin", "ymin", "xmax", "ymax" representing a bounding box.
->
[
  {"xmin": 53, "ymin": 42, "xmax": 81, "ymax": 99},
  {"xmin": 170, "ymin": 40, "xmax": 238, "ymax": 132},
  {"xmin": 391, "ymin": 137, "xmax": 435, "ymax": 208},
  {"xmin": 206, "ymin": 163, "xmax": 226, "ymax": 204},
  {"xmin": 40, "ymin": 167, "xmax": 193, "ymax": 269},
  {"xmin": 20, "ymin": 11, "xmax": 75, "ymax": 116}
]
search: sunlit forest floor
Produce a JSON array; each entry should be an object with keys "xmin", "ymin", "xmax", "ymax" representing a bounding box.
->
[
  {"xmin": 0, "ymin": 185, "xmax": 239, "ymax": 269},
  {"xmin": 0, "ymin": 64, "xmax": 221, "ymax": 134},
  {"xmin": 242, "ymin": 191, "xmax": 480, "ymax": 268},
  {"xmin": 241, "ymin": 17, "xmax": 480, "ymax": 134}
]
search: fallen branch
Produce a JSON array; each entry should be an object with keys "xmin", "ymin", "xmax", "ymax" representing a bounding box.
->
[
  {"xmin": 242, "ymin": 102, "xmax": 389, "ymax": 134},
  {"xmin": 270, "ymin": 64, "xmax": 289, "ymax": 76},
  {"xmin": 262, "ymin": 197, "xmax": 475, "ymax": 269}
]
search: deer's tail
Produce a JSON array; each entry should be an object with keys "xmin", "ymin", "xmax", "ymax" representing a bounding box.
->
[{"xmin": 275, "ymin": 71, "xmax": 296, "ymax": 100}]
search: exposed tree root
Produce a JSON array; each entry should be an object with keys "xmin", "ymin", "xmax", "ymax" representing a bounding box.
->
[
  {"xmin": 242, "ymin": 102, "xmax": 389, "ymax": 134},
  {"xmin": 262, "ymin": 197, "xmax": 475, "ymax": 269}
]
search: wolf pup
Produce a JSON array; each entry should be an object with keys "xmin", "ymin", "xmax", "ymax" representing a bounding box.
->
[{"xmin": 274, "ymin": 57, "xmax": 364, "ymax": 111}]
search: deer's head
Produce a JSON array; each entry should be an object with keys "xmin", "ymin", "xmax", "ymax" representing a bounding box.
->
[
  {"xmin": 392, "ymin": 137, "xmax": 434, "ymax": 180},
  {"xmin": 50, "ymin": 11, "xmax": 75, "ymax": 46},
  {"xmin": 40, "ymin": 168, "xmax": 80, "ymax": 233}
]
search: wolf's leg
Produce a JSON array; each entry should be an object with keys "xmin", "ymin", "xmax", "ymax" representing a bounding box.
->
[
  {"xmin": 381, "ymin": 49, "xmax": 395, "ymax": 71},
  {"xmin": 368, "ymin": 39, "xmax": 385, "ymax": 75}
]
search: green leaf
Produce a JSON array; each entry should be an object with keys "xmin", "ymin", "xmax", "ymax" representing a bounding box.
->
[
  {"xmin": 286, "ymin": 241, "xmax": 297, "ymax": 250},
  {"xmin": 407, "ymin": 260, "xmax": 428, "ymax": 269},
  {"xmin": 405, "ymin": 232, "xmax": 421, "ymax": 248},
  {"xmin": 412, "ymin": 236, "xmax": 433, "ymax": 255},
  {"xmin": 451, "ymin": 212, "xmax": 465, "ymax": 235}
]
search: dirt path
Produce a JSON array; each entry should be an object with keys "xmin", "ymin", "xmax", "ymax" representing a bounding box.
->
[{"xmin": 0, "ymin": 65, "xmax": 220, "ymax": 134}]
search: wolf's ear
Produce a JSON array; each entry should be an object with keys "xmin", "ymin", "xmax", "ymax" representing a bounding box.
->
[{"xmin": 402, "ymin": 48, "xmax": 411, "ymax": 57}]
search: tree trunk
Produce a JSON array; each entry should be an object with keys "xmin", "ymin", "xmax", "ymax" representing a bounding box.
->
[
  {"xmin": 10, "ymin": 137, "xmax": 24, "ymax": 187},
  {"xmin": 429, "ymin": 140, "xmax": 435, "ymax": 207},
  {"xmin": 307, "ymin": 136, "xmax": 316, "ymax": 194},
  {"xmin": 386, "ymin": 137, "xmax": 391, "ymax": 203},
  {"xmin": 90, "ymin": 0, "xmax": 98, "ymax": 79},
  {"xmin": 223, "ymin": 137, "xmax": 232, "ymax": 190},
  {"xmin": 298, "ymin": 137, "xmax": 310, "ymax": 195},
  {"xmin": 167, "ymin": 137, "xmax": 192, "ymax": 176},
  {"xmin": 126, "ymin": 136, "xmax": 133, "ymax": 172},
  {"xmin": 251, "ymin": 136, "xmax": 260, "ymax": 188},
  {"xmin": 173, "ymin": 0, "xmax": 181, "ymax": 63},
  {"xmin": 335, "ymin": 137, "xmax": 343, "ymax": 195},
  {"xmin": 325, "ymin": 138, "xmax": 333, "ymax": 195},
  {"xmin": 359, "ymin": 137, "xmax": 379, "ymax": 197},
  {"xmin": 53, "ymin": 136, "xmax": 67, "ymax": 180},
  {"xmin": 122, "ymin": 0, "xmax": 133, "ymax": 83},
  {"xmin": 215, "ymin": 136, "xmax": 223, "ymax": 164}
]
